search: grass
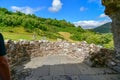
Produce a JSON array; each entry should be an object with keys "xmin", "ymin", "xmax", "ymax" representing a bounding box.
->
[
  {"xmin": 58, "ymin": 32, "xmax": 74, "ymax": 42},
  {"xmin": 0, "ymin": 27, "xmax": 59, "ymax": 41},
  {"xmin": 0, "ymin": 27, "xmax": 68, "ymax": 41},
  {"xmin": 2, "ymin": 32, "xmax": 42, "ymax": 40},
  {"xmin": 0, "ymin": 27, "xmax": 42, "ymax": 40}
]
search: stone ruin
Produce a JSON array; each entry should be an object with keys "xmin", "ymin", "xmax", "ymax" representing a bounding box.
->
[
  {"xmin": 5, "ymin": 39, "xmax": 120, "ymax": 79},
  {"xmin": 102, "ymin": 0, "xmax": 120, "ymax": 57},
  {"xmin": 5, "ymin": 0, "xmax": 120, "ymax": 73},
  {"xmin": 6, "ymin": 39, "xmax": 101, "ymax": 66},
  {"xmin": 3, "ymin": 0, "xmax": 120, "ymax": 79},
  {"xmin": 101, "ymin": 0, "xmax": 120, "ymax": 74}
]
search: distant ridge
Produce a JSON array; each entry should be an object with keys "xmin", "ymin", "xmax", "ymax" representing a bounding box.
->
[{"xmin": 93, "ymin": 22, "xmax": 111, "ymax": 33}]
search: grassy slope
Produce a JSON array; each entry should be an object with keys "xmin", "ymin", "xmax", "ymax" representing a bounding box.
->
[
  {"xmin": 0, "ymin": 25, "xmax": 114, "ymax": 49},
  {"xmin": 1, "ymin": 27, "xmax": 74, "ymax": 41},
  {"xmin": 1, "ymin": 27, "xmax": 41, "ymax": 40},
  {"xmin": 58, "ymin": 32, "xmax": 74, "ymax": 42}
]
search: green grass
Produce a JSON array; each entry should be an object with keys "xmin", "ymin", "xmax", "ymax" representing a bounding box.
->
[
  {"xmin": 58, "ymin": 32, "xmax": 74, "ymax": 42},
  {"xmin": 0, "ymin": 27, "xmax": 42, "ymax": 40},
  {"xmin": 2, "ymin": 32, "xmax": 42, "ymax": 40},
  {"xmin": 0, "ymin": 27, "xmax": 59, "ymax": 41}
]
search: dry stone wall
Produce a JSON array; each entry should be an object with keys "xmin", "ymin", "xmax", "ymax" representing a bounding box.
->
[
  {"xmin": 5, "ymin": 40, "xmax": 120, "ymax": 73},
  {"xmin": 5, "ymin": 40, "xmax": 101, "ymax": 66}
]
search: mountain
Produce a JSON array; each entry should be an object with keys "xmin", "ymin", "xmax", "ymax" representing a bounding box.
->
[{"xmin": 93, "ymin": 22, "xmax": 112, "ymax": 33}]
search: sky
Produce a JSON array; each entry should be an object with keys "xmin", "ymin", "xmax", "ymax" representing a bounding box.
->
[{"xmin": 0, "ymin": 0, "xmax": 111, "ymax": 29}]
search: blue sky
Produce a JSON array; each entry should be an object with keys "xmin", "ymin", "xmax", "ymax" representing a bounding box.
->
[{"xmin": 0, "ymin": 0, "xmax": 111, "ymax": 28}]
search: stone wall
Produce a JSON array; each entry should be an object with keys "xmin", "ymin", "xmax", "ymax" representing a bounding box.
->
[
  {"xmin": 5, "ymin": 40, "xmax": 120, "ymax": 74},
  {"xmin": 102, "ymin": 0, "xmax": 120, "ymax": 57},
  {"xmin": 5, "ymin": 40, "xmax": 101, "ymax": 66},
  {"xmin": 102, "ymin": 0, "xmax": 120, "ymax": 73}
]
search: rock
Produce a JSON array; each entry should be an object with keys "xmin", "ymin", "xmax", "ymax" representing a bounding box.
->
[
  {"xmin": 86, "ymin": 48, "xmax": 115, "ymax": 67},
  {"xmin": 113, "ymin": 66, "xmax": 120, "ymax": 73}
]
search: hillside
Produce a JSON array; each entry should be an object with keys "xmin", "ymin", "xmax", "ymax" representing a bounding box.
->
[
  {"xmin": 0, "ymin": 7, "xmax": 113, "ymax": 48},
  {"xmin": 93, "ymin": 22, "xmax": 112, "ymax": 33},
  {"xmin": 0, "ymin": 7, "xmax": 86, "ymax": 40}
]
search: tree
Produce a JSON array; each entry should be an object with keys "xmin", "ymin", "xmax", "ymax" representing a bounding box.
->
[{"xmin": 0, "ymin": 8, "xmax": 11, "ymax": 14}]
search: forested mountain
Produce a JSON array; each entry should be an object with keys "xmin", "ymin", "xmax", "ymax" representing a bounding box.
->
[
  {"xmin": 93, "ymin": 22, "xmax": 112, "ymax": 33},
  {"xmin": 0, "ymin": 7, "xmax": 113, "ymax": 48}
]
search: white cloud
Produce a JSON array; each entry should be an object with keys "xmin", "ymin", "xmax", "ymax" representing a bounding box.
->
[
  {"xmin": 80, "ymin": 7, "xmax": 87, "ymax": 12},
  {"xmin": 88, "ymin": 0, "xmax": 100, "ymax": 3},
  {"xmin": 73, "ymin": 20, "xmax": 110, "ymax": 29},
  {"xmin": 48, "ymin": 0, "xmax": 63, "ymax": 12},
  {"xmin": 88, "ymin": 0, "xmax": 101, "ymax": 6},
  {"xmin": 88, "ymin": 0, "xmax": 97, "ymax": 3},
  {"xmin": 99, "ymin": 13, "xmax": 108, "ymax": 18},
  {"xmin": 11, "ymin": 6, "xmax": 42, "ymax": 14}
]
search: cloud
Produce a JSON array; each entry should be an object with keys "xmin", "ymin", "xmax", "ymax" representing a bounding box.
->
[
  {"xmin": 48, "ymin": 0, "xmax": 63, "ymax": 12},
  {"xmin": 99, "ymin": 13, "xmax": 111, "ymax": 21},
  {"xmin": 73, "ymin": 20, "xmax": 110, "ymax": 29},
  {"xmin": 88, "ymin": 0, "xmax": 100, "ymax": 3},
  {"xmin": 88, "ymin": 0, "xmax": 97, "ymax": 3},
  {"xmin": 99, "ymin": 13, "xmax": 108, "ymax": 18},
  {"xmin": 80, "ymin": 7, "xmax": 87, "ymax": 12},
  {"xmin": 11, "ymin": 6, "xmax": 42, "ymax": 14},
  {"xmin": 88, "ymin": 0, "xmax": 101, "ymax": 6}
]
